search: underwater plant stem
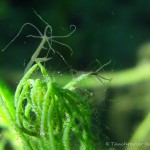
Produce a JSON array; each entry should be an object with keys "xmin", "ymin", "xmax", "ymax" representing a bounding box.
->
[
  {"xmin": 48, "ymin": 89, "xmax": 56, "ymax": 150},
  {"xmin": 63, "ymin": 73, "xmax": 90, "ymax": 90},
  {"xmin": 15, "ymin": 64, "xmax": 38, "ymax": 106},
  {"xmin": 0, "ymin": 94, "xmax": 15, "ymax": 127},
  {"xmin": 0, "ymin": 95, "xmax": 33, "ymax": 150},
  {"xmin": 126, "ymin": 112, "xmax": 150, "ymax": 150},
  {"xmin": 16, "ymin": 83, "xmax": 29, "ymax": 127},
  {"xmin": 40, "ymin": 82, "xmax": 51, "ymax": 140},
  {"xmin": 63, "ymin": 116, "xmax": 71, "ymax": 150}
]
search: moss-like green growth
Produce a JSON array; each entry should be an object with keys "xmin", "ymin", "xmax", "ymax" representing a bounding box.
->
[
  {"xmin": 0, "ymin": 62, "xmax": 94, "ymax": 150},
  {"xmin": 0, "ymin": 11, "xmax": 97, "ymax": 149}
]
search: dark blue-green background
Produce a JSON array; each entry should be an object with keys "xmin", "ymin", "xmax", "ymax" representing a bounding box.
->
[{"xmin": 1, "ymin": 0, "xmax": 150, "ymax": 71}]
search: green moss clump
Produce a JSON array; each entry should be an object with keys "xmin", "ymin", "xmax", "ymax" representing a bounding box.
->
[{"xmin": 0, "ymin": 63, "xmax": 94, "ymax": 150}]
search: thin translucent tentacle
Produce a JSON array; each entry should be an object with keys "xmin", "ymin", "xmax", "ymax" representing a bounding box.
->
[
  {"xmin": 33, "ymin": 9, "xmax": 52, "ymax": 28},
  {"xmin": 2, "ymin": 23, "xmax": 43, "ymax": 52},
  {"xmin": 52, "ymin": 39, "xmax": 73, "ymax": 56},
  {"xmin": 50, "ymin": 25, "xmax": 76, "ymax": 39},
  {"xmin": 26, "ymin": 35, "xmax": 42, "ymax": 38}
]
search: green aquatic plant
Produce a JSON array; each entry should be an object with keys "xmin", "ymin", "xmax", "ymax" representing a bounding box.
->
[
  {"xmin": 0, "ymin": 11, "xmax": 108, "ymax": 150},
  {"xmin": 0, "ymin": 62, "xmax": 95, "ymax": 150}
]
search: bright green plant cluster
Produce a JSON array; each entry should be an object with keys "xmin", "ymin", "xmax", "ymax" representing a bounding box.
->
[
  {"xmin": 0, "ymin": 11, "xmax": 98, "ymax": 149},
  {"xmin": 0, "ymin": 62, "xmax": 95, "ymax": 150}
]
